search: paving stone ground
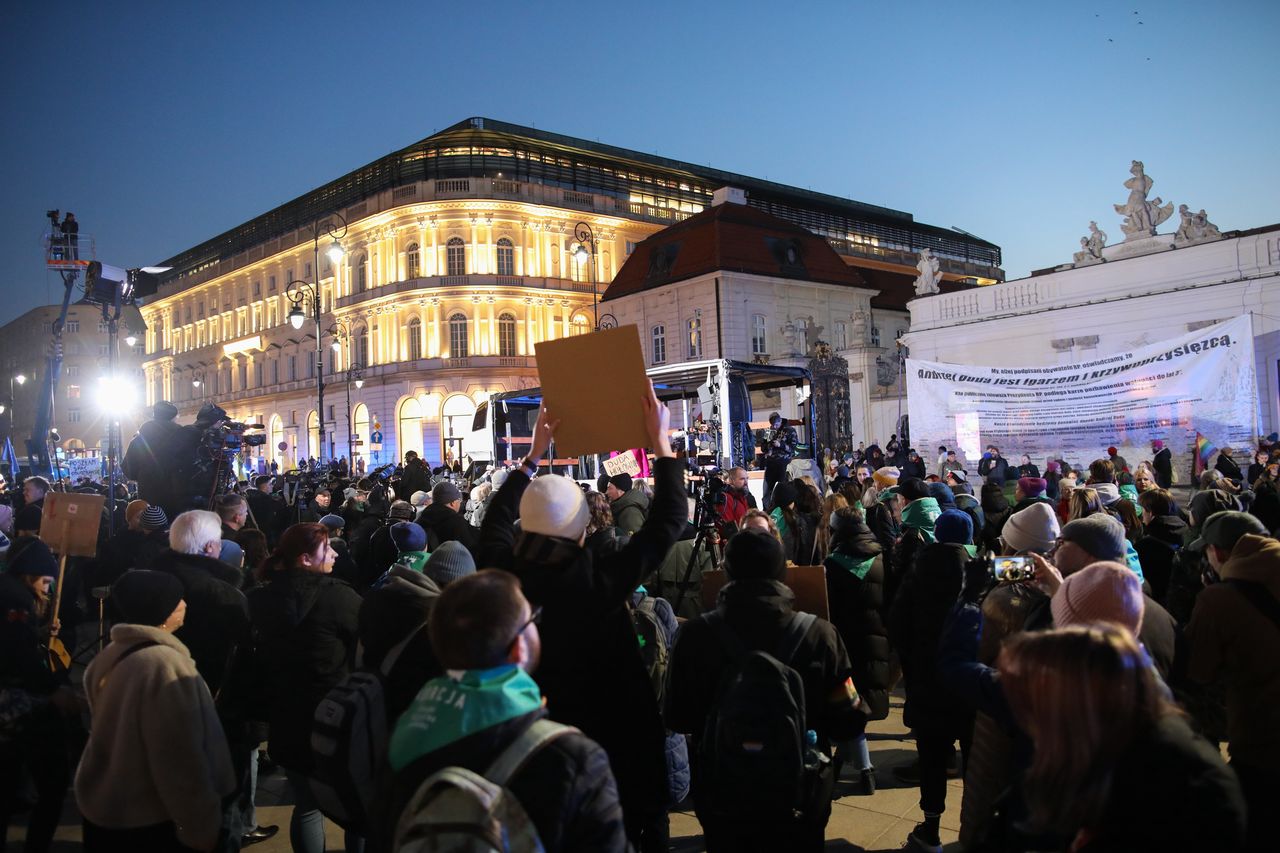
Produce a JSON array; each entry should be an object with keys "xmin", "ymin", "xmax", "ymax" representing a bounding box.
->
[{"xmin": 11, "ymin": 690, "xmax": 963, "ymax": 852}]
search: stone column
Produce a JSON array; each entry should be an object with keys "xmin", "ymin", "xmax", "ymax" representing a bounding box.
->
[
  {"xmin": 468, "ymin": 217, "xmax": 479, "ymax": 275},
  {"xmin": 430, "ymin": 222, "xmax": 440, "ymax": 276},
  {"xmin": 487, "ymin": 298, "xmax": 496, "ymax": 354}
]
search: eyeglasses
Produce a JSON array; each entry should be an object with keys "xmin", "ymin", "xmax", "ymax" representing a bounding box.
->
[
  {"xmin": 1048, "ymin": 537, "xmax": 1066, "ymax": 557},
  {"xmin": 509, "ymin": 604, "xmax": 542, "ymax": 648}
]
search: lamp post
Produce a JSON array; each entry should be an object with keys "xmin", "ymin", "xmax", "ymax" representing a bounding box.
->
[
  {"xmin": 283, "ymin": 214, "xmax": 348, "ymax": 463},
  {"xmin": 345, "ymin": 363, "xmax": 364, "ymax": 465},
  {"xmin": 572, "ymin": 222, "xmax": 598, "ymax": 329}
]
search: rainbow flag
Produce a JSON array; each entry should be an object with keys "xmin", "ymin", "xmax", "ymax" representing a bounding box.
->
[{"xmin": 1194, "ymin": 432, "xmax": 1217, "ymax": 476}]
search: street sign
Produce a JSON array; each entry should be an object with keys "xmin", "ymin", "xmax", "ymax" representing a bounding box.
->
[{"xmin": 370, "ymin": 430, "xmax": 383, "ymax": 444}]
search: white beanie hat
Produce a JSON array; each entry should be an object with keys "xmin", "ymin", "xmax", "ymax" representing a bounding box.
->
[
  {"xmin": 1001, "ymin": 502, "xmax": 1061, "ymax": 553},
  {"xmin": 409, "ymin": 490, "xmax": 430, "ymax": 507},
  {"xmin": 519, "ymin": 474, "xmax": 589, "ymax": 540},
  {"xmin": 491, "ymin": 468, "xmax": 510, "ymax": 490}
]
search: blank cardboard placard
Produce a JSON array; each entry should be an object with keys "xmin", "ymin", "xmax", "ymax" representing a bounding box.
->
[
  {"xmin": 39, "ymin": 491, "xmax": 106, "ymax": 557},
  {"xmin": 535, "ymin": 324, "xmax": 651, "ymax": 457},
  {"xmin": 699, "ymin": 565, "xmax": 830, "ymax": 620}
]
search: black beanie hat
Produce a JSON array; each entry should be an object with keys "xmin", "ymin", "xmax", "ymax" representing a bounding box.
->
[
  {"xmin": 609, "ymin": 473, "xmax": 633, "ymax": 494},
  {"xmin": 897, "ymin": 477, "xmax": 932, "ymax": 502},
  {"xmin": 724, "ymin": 529, "xmax": 786, "ymax": 581},
  {"xmin": 110, "ymin": 570, "xmax": 184, "ymax": 627},
  {"xmin": 6, "ymin": 538, "xmax": 58, "ymax": 577},
  {"xmin": 771, "ymin": 479, "xmax": 799, "ymax": 508}
]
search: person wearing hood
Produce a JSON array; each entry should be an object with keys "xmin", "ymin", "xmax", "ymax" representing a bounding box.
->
[
  {"xmin": 1136, "ymin": 488, "xmax": 1189, "ymax": 604},
  {"xmin": 415, "ymin": 480, "xmax": 479, "ymax": 554},
  {"xmin": 1091, "ymin": 480, "xmax": 1122, "ymax": 510},
  {"xmin": 978, "ymin": 481, "xmax": 1012, "ymax": 557},
  {"xmin": 902, "ymin": 450, "xmax": 927, "ymax": 480},
  {"xmin": 927, "ymin": 481, "xmax": 957, "ymax": 512},
  {"xmin": 75, "ymin": 570, "xmax": 236, "ymax": 853},
  {"xmin": 1151, "ymin": 438, "xmax": 1174, "ymax": 488},
  {"xmin": 888, "ymin": 478, "xmax": 941, "ymax": 611},
  {"xmin": 477, "ymin": 390, "xmax": 685, "ymax": 852},
  {"xmin": 605, "ymin": 473, "xmax": 650, "ymax": 536},
  {"xmin": 1187, "ymin": 518, "xmax": 1280, "ymax": 852},
  {"xmin": 888, "ymin": 535, "xmax": 973, "ymax": 853},
  {"xmin": 247, "ymin": 522, "xmax": 361, "ymax": 853},
  {"xmin": 824, "ymin": 508, "xmax": 891, "ymax": 796}
]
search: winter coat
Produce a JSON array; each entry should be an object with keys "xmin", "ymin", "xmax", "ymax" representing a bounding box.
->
[
  {"xmin": 953, "ymin": 494, "xmax": 986, "ymax": 549},
  {"xmin": 888, "ymin": 542, "xmax": 971, "ymax": 732},
  {"xmin": 1010, "ymin": 495, "xmax": 1054, "ymax": 516},
  {"xmin": 1135, "ymin": 514, "xmax": 1188, "ymax": 604},
  {"xmin": 415, "ymin": 502, "xmax": 480, "ymax": 554},
  {"xmin": 378, "ymin": 709, "xmax": 628, "ymax": 853},
  {"xmin": 584, "ymin": 526, "xmax": 629, "ymax": 564},
  {"xmin": 632, "ymin": 590, "xmax": 691, "ymax": 806},
  {"xmin": 121, "ymin": 417, "xmax": 187, "ymax": 514},
  {"xmin": 978, "ymin": 455, "xmax": 1009, "ymax": 483},
  {"xmin": 1152, "ymin": 447, "xmax": 1174, "ymax": 489},
  {"xmin": 824, "ymin": 527, "xmax": 891, "ymax": 721},
  {"xmin": 1187, "ymin": 534, "xmax": 1280, "ymax": 769},
  {"xmin": 1074, "ymin": 714, "xmax": 1245, "ymax": 852},
  {"xmin": 864, "ymin": 500, "xmax": 898, "ymax": 554},
  {"xmin": 150, "ymin": 549, "xmax": 250, "ymax": 696},
  {"xmin": 75, "ymin": 624, "xmax": 235, "ymax": 852},
  {"xmin": 397, "ymin": 459, "xmax": 432, "ymax": 501},
  {"xmin": 665, "ymin": 578, "xmax": 864, "ymax": 745},
  {"xmin": 979, "ymin": 489, "xmax": 1012, "ymax": 555},
  {"xmin": 0, "ymin": 573, "xmax": 60, "ymax": 697},
  {"xmin": 247, "ymin": 570, "xmax": 361, "ymax": 773},
  {"xmin": 609, "ymin": 487, "xmax": 650, "ymax": 536},
  {"xmin": 888, "ymin": 497, "xmax": 940, "ymax": 613},
  {"xmin": 358, "ymin": 566, "xmax": 444, "ymax": 724},
  {"xmin": 652, "ymin": 533, "xmax": 716, "ymax": 621},
  {"xmin": 901, "ymin": 458, "xmax": 927, "ymax": 480},
  {"xmin": 478, "ymin": 456, "xmax": 687, "ymax": 820}
]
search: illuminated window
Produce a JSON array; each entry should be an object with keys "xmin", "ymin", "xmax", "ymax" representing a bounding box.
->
[
  {"xmin": 446, "ymin": 238, "xmax": 466, "ymax": 276},
  {"xmin": 398, "ymin": 397, "xmax": 424, "ymax": 460},
  {"xmin": 652, "ymin": 325, "xmax": 666, "ymax": 365},
  {"xmin": 751, "ymin": 314, "xmax": 768, "ymax": 355},
  {"xmin": 67, "ymin": 385, "xmax": 80, "ymax": 399},
  {"xmin": 407, "ymin": 318, "xmax": 422, "ymax": 361},
  {"xmin": 496, "ymin": 238, "xmax": 514, "ymax": 276},
  {"xmin": 354, "ymin": 255, "xmax": 367, "ymax": 292},
  {"xmin": 406, "ymin": 243, "xmax": 420, "ymax": 279},
  {"xmin": 354, "ymin": 325, "xmax": 370, "ymax": 366},
  {"xmin": 687, "ymin": 317, "xmax": 702, "ymax": 359},
  {"xmin": 449, "ymin": 312, "xmax": 469, "ymax": 357},
  {"xmin": 498, "ymin": 313, "xmax": 517, "ymax": 356},
  {"xmin": 571, "ymin": 314, "xmax": 590, "ymax": 336}
]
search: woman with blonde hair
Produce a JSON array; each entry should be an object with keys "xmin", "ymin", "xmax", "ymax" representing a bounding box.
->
[
  {"xmin": 1067, "ymin": 487, "xmax": 1103, "ymax": 521},
  {"xmin": 813, "ymin": 493, "xmax": 849, "ymax": 564},
  {"xmin": 999, "ymin": 624, "xmax": 1245, "ymax": 851}
]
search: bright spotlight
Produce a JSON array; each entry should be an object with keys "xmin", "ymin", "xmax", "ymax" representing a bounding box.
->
[{"xmin": 96, "ymin": 375, "xmax": 138, "ymax": 414}]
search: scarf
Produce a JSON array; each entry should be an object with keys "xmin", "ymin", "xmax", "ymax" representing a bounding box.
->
[
  {"xmin": 900, "ymin": 497, "xmax": 941, "ymax": 543},
  {"xmin": 770, "ymin": 506, "xmax": 791, "ymax": 537},
  {"xmin": 394, "ymin": 551, "xmax": 429, "ymax": 573},
  {"xmin": 827, "ymin": 552, "xmax": 876, "ymax": 580},
  {"xmin": 389, "ymin": 664, "xmax": 544, "ymax": 770}
]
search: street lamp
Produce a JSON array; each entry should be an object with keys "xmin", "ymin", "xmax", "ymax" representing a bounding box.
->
[
  {"xmin": 345, "ymin": 363, "xmax": 364, "ymax": 464},
  {"xmin": 572, "ymin": 222, "xmax": 598, "ymax": 330}
]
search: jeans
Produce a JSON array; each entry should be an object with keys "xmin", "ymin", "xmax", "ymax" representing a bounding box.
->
[
  {"xmin": 847, "ymin": 733, "xmax": 872, "ymax": 771},
  {"xmin": 915, "ymin": 727, "xmax": 966, "ymax": 816},
  {"xmin": 283, "ymin": 770, "xmax": 364, "ymax": 853}
]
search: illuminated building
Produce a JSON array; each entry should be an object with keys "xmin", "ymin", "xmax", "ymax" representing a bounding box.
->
[{"xmin": 141, "ymin": 118, "xmax": 1002, "ymax": 469}]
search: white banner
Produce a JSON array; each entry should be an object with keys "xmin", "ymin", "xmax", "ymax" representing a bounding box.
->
[{"xmin": 906, "ymin": 315, "xmax": 1259, "ymax": 467}]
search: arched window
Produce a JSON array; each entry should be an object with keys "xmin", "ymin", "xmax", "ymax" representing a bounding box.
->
[
  {"xmin": 406, "ymin": 317, "xmax": 422, "ymax": 361},
  {"xmin": 449, "ymin": 312, "xmax": 469, "ymax": 358},
  {"xmin": 651, "ymin": 325, "xmax": 666, "ymax": 365},
  {"xmin": 308, "ymin": 410, "xmax": 320, "ymax": 461},
  {"xmin": 441, "ymin": 394, "xmax": 477, "ymax": 466},
  {"xmin": 498, "ymin": 312, "xmax": 517, "ymax": 357},
  {"xmin": 405, "ymin": 243, "xmax": 420, "ymax": 279},
  {"xmin": 354, "ymin": 325, "xmax": 370, "ymax": 366},
  {"xmin": 571, "ymin": 313, "xmax": 590, "ymax": 336},
  {"xmin": 354, "ymin": 254, "xmax": 367, "ymax": 292},
  {"xmin": 751, "ymin": 314, "xmax": 768, "ymax": 355},
  {"xmin": 446, "ymin": 237, "xmax": 466, "ymax": 276},
  {"xmin": 398, "ymin": 397, "xmax": 424, "ymax": 461},
  {"xmin": 268, "ymin": 415, "xmax": 285, "ymax": 466},
  {"xmin": 687, "ymin": 317, "xmax": 703, "ymax": 359},
  {"xmin": 352, "ymin": 403, "xmax": 369, "ymax": 466},
  {"xmin": 496, "ymin": 238, "xmax": 514, "ymax": 276}
]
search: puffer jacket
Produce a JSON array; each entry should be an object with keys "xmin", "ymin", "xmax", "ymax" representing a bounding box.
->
[
  {"xmin": 247, "ymin": 570, "xmax": 361, "ymax": 773},
  {"xmin": 610, "ymin": 488, "xmax": 651, "ymax": 536},
  {"xmin": 823, "ymin": 523, "xmax": 891, "ymax": 721}
]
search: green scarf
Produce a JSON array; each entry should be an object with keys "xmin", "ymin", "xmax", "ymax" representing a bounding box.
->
[
  {"xmin": 827, "ymin": 552, "xmax": 876, "ymax": 580},
  {"xmin": 395, "ymin": 551, "xmax": 429, "ymax": 573},
  {"xmin": 389, "ymin": 664, "xmax": 544, "ymax": 770},
  {"xmin": 900, "ymin": 497, "xmax": 941, "ymax": 543},
  {"xmin": 770, "ymin": 506, "xmax": 790, "ymax": 537}
]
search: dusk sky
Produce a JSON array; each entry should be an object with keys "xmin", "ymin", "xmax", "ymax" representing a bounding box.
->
[{"xmin": 2, "ymin": 0, "xmax": 1276, "ymax": 323}]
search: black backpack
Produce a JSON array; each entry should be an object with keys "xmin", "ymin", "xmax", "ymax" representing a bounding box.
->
[
  {"xmin": 697, "ymin": 610, "xmax": 820, "ymax": 822},
  {"xmin": 630, "ymin": 595, "xmax": 669, "ymax": 705}
]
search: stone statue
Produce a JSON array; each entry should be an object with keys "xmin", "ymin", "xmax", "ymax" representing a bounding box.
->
[
  {"xmin": 850, "ymin": 309, "xmax": 868, "ymax": 344},
  {"xmin": 913, "ymin": 248, "xmax": 942, "ymax": 296},
  {"xmin": 1173, "ymin": 204, "xmax": 1223, "ymax": 247},
  {"xmin": 803, "ymin": 316, "xmax": 825, "ymax": 355},
  {"xmin": 1073, "ymin": 220, "xmax": 1108, "ymax": 265},
  {"xmin": 1113, "ymin": 160, "xmax": 1174, "ymax": 240}
]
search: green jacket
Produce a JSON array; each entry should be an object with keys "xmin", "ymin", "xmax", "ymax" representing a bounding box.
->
[{"xmin": 610, "ymin": 488, "xmax": 650, "ymax": 535}]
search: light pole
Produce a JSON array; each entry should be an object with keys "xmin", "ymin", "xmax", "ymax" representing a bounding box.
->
[
  {"xmin": 345, "ymin": 363, "xmax": 364, "ymax": 466},
  {"xmin": 572, "ymin": 222, "xmax": 598, "ymax": 329},
  {"xmin": 284, "ymin": 213, "xmax": 348, "ymax": 463}
]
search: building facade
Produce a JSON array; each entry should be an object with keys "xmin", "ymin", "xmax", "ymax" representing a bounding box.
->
[
  {"xmin": 0, "ymin": 304, "xmax": 146, "ymax": 465},
  {"xmin": 142, "ymin": 117, "xmax": 1002, "ymax": 470}
]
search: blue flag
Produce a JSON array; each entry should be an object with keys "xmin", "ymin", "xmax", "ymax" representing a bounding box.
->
[{"xmin": 1, "ymin": 436, "xmax": 17, "ymax": 475}]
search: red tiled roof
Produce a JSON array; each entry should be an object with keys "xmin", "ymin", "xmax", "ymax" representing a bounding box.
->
[{"xmin": 602, "ymin": 203, "xmax": 871, "ymax": 301}]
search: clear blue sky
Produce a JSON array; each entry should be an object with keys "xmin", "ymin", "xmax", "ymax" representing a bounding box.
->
[{"xmin": 2, "ymin": 0, "xmax": 1276, "ymax": 322}]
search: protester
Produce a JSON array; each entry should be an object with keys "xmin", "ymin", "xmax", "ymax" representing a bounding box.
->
[
  {"xmin": 248, "ymin": 523, "xmax": 362, "ymax": 853},
  {"xmin": 13, "ymin": 476, "xmax": 48, "ymax": 537},
  {"xmin": 812, "ymin": 493, "xmax": 849, "ymax": 564},
  {"xmin": 388, "ymin": 519, "xmax": 429, "ymax": 573},
  {"xmin": 1106, "ymin": 445, "xmax": 1130, "ymax": 474},
  {"xmin": 584, "ymin": 491, "xmax": 628, "ymax": 561},
  {"xmin": 977, "ymin": 445, "xmax": 1009, "ymax": 484},
  {"xmin": 75, "ymin": 570, "xmax": 235, "ymax": 852},
  {"xmin": 422, "ymin": 540, "xmax": 475, "ymax": 589},
  {"xmin": 414, "ymin": 480, "xmax": 479, "ymax": 553},
  {"xmin": 605, "ymin": 472, "xmax": 650, "ymax": 536},
  {"xmin": 888, "ymin": 477, "xmax": 940, "ymax": 609},
  {"xmin": 978, "ymin": 481, "xmax": 1011, "ymax": 554},
  {"xmin": 1000, "ymin": 624, "xmax": 1245, "ymax": 851},
  {"xmin": 357, "ymin": 564, "xmax": 442, "ymax": 725},
  {"xmin": 1151, "ymin": 438, "xmax": 1174, "ymax": 488}
]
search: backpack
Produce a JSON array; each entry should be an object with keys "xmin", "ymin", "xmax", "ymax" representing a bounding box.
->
[
  {"xmin": 393, "ymin": 718, "xmax": 576, "ymax": 852},
  {"xmin": 697, "ymin": 610, "xmax": 820, "ymax": 822},
  {"xmin": 630, "ymin": 595, "xmax": 669, "ymax": 705},
  {"xmin": 310, "ymin": 623, "xmax": 424, "ymax": 832}
]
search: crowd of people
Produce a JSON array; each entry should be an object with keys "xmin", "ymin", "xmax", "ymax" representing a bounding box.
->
[{"xmin": 2, "ymin": 397, "xmax": 1278, "ymax": 852}]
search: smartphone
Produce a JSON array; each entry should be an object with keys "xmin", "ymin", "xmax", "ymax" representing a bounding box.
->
[{"xmin": 991, "ymin": 555, "xmax": 1031, "ymax": 581}]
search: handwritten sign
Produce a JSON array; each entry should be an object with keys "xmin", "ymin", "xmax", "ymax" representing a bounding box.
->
[
  {"xmin": 602, "ymin": 452, "xmax": 641, "ymax": 478},
  {"xmin": 66, "ymin": 457, "xmax": 101, "ymax": 482}
]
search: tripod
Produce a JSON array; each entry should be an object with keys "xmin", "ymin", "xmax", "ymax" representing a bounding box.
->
[{"xmin": 672, "ymin": 489, "xmax": 725, "ymax": 616}]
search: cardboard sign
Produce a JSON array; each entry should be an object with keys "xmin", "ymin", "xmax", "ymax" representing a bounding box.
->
[
  {"xmin": 39, "ymin": 491, "xmax": 106, "ymax": 557},
  {"xmin": 66, "ymin": 457, "xmax": 101, "ymax": 482},
  {"xmin": 699, "ymin": 565, "xmax": 830, "ymax": 621},
  {"xmin": 535, "ymin": 325, "xmax": 651, "ymax": 457},
  {"xmin": 602, "ymin": 452, "xmax": 642, "ymax": 478}
]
